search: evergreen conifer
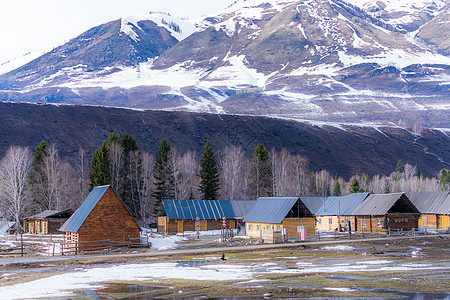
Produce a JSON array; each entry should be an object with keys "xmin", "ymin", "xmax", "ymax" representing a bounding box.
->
[{"xmin": 199, "ymin": 141, "xmax": 220, "ymax": 200}]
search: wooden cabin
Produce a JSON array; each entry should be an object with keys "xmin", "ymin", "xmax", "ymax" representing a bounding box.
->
[
  {"xmin": 244, "ymin": 197, "xmax": 316, "ymax": 242},
  {"xmin": 0, "ymin": 220, "xmax": 15, "ymax": 235},
  {"xmin": 352, "ymin": 193, "xmax": 419, "ymax": 232},
  {"xmin": 24, "ymin": 209, "xmax": 73, "ymax": 234},
  {"xmin": 408, "ymin": 191, "xmax": 450, "ymax": 230},
  {"xmin": 59, "ymin": 185, "xmax": 140, "ymax": 250},
  {"xmin": 157, "ymin": 200, "xmax": 255, "ymax": 233},
  {"xmin": 315, "ymin": 193, "xmax": 369, "ymax": 232}
]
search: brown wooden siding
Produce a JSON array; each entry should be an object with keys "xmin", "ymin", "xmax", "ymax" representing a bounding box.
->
[
  {"xmin": 157, "ymin": 217, "xmax": 237, "ymax": 234},
  {"xmin": 356, "ymin": 213, "xmax": 419, "ymax": 232},
  {"xmin": 77, "ymin": 188, "xmax": 140, "ymax": 246},
  {"xmin": 386, "ymin": 213, "xmax": 419, "ymax": 230},
  {"xmin": 282, "ymin": 218, "xmax": 316, "ymax": 238}
]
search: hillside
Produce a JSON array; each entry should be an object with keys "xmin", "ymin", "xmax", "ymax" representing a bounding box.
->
[
  {"xmin": 0, "ymin": 0, "xmax": 448, "ymax": 128},
  {"xmin": 0, "ymin": 102, "xmax": 448, "ymax": 179}
]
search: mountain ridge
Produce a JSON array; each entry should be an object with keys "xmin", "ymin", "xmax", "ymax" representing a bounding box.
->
[
  {"xmin": 0, "ymin": 0, "xmax": 449, "ymax": 128},
  {"xmin": 0, "ymin": 101, "xmax": 448, "ymax": 180}
]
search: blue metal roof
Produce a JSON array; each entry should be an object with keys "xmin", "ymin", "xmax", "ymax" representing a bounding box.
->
[
  {"xmin": 244, "ymin": 197, "xmax": 300, "ymax": 224},
  {"xmin": 59, "ymin": 185, "xmax": 110, "ymax": 233},
  {"xmin": 230, "ymin": 200, "xmax": 256, "ymax": 218},
  {"xmin": 162, "ymin": 200, "xmax": 237, "ymax": 220},
  {"xmin": 315, "ymin": 193, "xmax": 369, "ymax": 216},
  {"xmin": 299, "ymin": 196, "xmax": 327, "ymax": 214}
]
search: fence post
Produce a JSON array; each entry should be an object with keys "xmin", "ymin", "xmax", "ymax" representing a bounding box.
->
[
  {"xmin": 75, "ymin": 241, "xmax": 78, "ymax": 256},
  {"xmin": 107, "ymin": 240, "xmax": 110, "ymax": 254},
  {"xmin": 20, "ymin": 234, "xmax": 24, "ymax": 257},
  {"xmin": 52, "ymin": 242, "xmax": 55, "ymax": 256}
]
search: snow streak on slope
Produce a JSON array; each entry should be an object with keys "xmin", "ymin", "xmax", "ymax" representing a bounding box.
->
[{"xmin": 121, "ymin": 13, "xmax": 197, "ymax": 42}]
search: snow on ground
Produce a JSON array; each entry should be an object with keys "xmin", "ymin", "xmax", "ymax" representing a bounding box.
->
[
  {"xmin": 147, "ymin": 234, "xmax": 188, "ymax": 250},
  {"xmin": 1, "ymin": 245, "xmax": 446, "ymax": 300},
  {"xmin": 321, "ymin": 245, "xmax": 355, "ymax": 251},
  {"xmin": 0, "ymin": 262, "xmax": 254, "ymax": 300}
]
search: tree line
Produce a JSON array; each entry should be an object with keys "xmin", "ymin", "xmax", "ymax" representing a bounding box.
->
[{"xmin": 0, "ymin": 134, "xmax": 448, "ymax": 229}]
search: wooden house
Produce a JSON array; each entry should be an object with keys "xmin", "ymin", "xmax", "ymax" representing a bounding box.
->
[
  {"xmin": 408, "ymin": 191, "xmax": 450, "ymax": 230},
  {"xmin": 352, "ymin": 193, "xmax": 419, "ymax": 232},
  {"xmin": 59, "ymin": 185, "xmax": 140, "ymax": 249},
  {"xmin": 315, "ymin": 193, "xmax": 369, "ymax": 231},
  {"xmin": 244, "ymin": 197, "xmax": 316, "ymax": 242},
  {"xmin": 157, "ymin": 200, "xmax": 255, "ymax": 233},
  {"xmin": 24, "ymin": 209, "xmax": 73, "ymax": 234}
]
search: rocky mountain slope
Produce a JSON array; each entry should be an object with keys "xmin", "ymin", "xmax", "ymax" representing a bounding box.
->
[
  {"xmin": 0, "ymin": 0, "xmax": 448, "ymax": 128},
  {"xmin": 0, "ymin": 102, "xmax": 448, "ymax": 179}
]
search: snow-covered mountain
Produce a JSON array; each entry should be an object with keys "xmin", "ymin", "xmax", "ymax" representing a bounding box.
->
[{"xmin": 0, "ymin": 0, "xmax": 449, "ymax": 128}]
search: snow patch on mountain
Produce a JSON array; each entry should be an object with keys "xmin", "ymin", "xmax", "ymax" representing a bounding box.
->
[
  {"xmin": 121, "ymin": 13, "xmax": 197, "ymax": 42},
  {"xmin": 338, "ymin": 49, "xmax": 450, "ymax": 68}
]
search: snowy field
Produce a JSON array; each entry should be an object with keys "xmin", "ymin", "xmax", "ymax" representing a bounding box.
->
[{"xmin": 0, "ymin": 254, "xmax": 446, "ymax": 299}]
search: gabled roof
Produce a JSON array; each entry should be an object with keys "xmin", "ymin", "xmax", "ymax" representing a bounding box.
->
[
  {"xmin": 244, "ymin": 197, "xmax": 313, "ymax": 224},
  {"xmin": 25, "ymin": 209, "xmax": 73, "ymax": 220},
  {"xmin": 0, "ymin": 221, "xmax": 15, "ymax": 235},
  {"xmin": 316, "ymin": 193, "xmax": 370, "ymax": 216},
  {"xmin": 230, "ymin": 200, "xmax": 256, "ymax": 218},
  {"xmin": 353, "ymin": 193, "xmax": 419, "ymax": 216},
  {"xmin": 300, "ymin": 196, "xmax": 327, "ymax": 215},
  {"xmin": 163, "ymin": 200, "xmax": 236, "ymax": 220},
  {"xmin": 59, "ymin": 185, "xmax": 110, "ymax": 233},
  {"xmin": 407, "ymin": 191, "xmax": 450, "ymax": 214}
]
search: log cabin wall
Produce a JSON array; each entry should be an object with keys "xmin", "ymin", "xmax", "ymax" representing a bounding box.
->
[
  {"xmin": 76, "ymin": 188, "xmax": 140, "ymax": 246},
  {"xmin": 438, "ymin": 215, "xmax": 449, "ymax": 229},
  {"xmin": 282, "ymin": 218, "xmax": 316, "ymax": 238},
  {"xmin": 159, "ymin": 219, "xmax": 237, "ymax": 233},
  {"xmin": 419, "ymin": 214, "xmax": 438, "ymax": 229},
  {"xmin": 386, "ymin": 213, "xmax": 419, "ymax": 231}
]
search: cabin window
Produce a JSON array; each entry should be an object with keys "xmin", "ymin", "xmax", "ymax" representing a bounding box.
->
[
  {"xmin": 248, "ymin": 224, "xmax": 253, "ymax": 231},
  {"xmin": 37, "ymin": 222, "xmax": 40, "ymax": 233},
  {"xmin": 422, "ymin": 216, "xmax": 427, "ymax": 225},
  {"xmin": 361, "ymin": 219, "xmax": 367, "ymax": 228},
  {"xmin": 376, "ymin": 218, "xmax": 382, "ymax": 227},
  {"xmin": 277, "ymin": 225, "xmax": 281, "ymax": 231},
  {"xmin": 328, "ymin": 218, "xmax": 332, "ymax": 225},
  {"xmin": 42, "ymin": 222, "xmax": 47, "ymax": 233},
  {"xmin": 318, "ymin": 218, "xmax": 322, "ymax": 225},
  {"xmin": 257, "ymin": 225, "xmax": 261, "ymax": 231},
  {"xmin": 266, "ymin": 225, "xmax": 271, "ymax": 230}
]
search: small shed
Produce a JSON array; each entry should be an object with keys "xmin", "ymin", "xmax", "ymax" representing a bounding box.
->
[
  {"xmin": 352, "ymin": 193, "xmax": 419, "ymax": 232},
  {"xmin": 157, "ymin": 200, "xmax": 254, "ymax": 233},
  {"xmin": 59, "ymin": 185, "xmax": 140, "ymax": 249},
  {"xmin": 0, "ymin": 221, "xmax": 15, "ymax": 235},
  {"xmin": 24, "ymin": 209, "xmax": 73, "ymax": 234},
  {"xmin": 315, "ymin": 193, "xmax": 369, "ymax": 231},
  {"xmin": 244, "ymin": 197, "xmax": 316, "ymax": 241},
  {"xmin": 408, "ymin": 191, "xmax": 450, "ymax": 230}
]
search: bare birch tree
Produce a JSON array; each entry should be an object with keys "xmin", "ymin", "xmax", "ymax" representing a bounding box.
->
[
  {"xmin": 0, "ymin": 146, "xmax": 33, "ymax": 230},
  {"xmin": 220, "ymin": 146, "xmax": 247, "ymax": 200},
  {"xmin": 176, "ymin": 150, "xmax": 200, "ymax": 200}
]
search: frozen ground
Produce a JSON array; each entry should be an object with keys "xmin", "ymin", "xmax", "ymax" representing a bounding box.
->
[{"xmin": 0, "ymin": 236, "xmax": 448, "ymax": 299}]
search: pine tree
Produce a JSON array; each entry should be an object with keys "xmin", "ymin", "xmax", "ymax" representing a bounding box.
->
[
  {"xmin": 395, "ymin": 159, "xmax": 405, "ymax": 173},
  {"xmin": 440, "ymin": 169, "xmax": 450, "ymax": 191},
  {"xmin": 152, "ymin": 139, "xmax": 175, "ymax": 216},
  {"xmin": 333, "ymin": 174, "xmax": 341, "ymax": 196},
  {"xmin": 89, "ymin": 141, "xmax": 110, "ymax": 189},
  {"xmin": 250, "ymin": 144, "xmax": 273, "ymax": 198},
  {"xmin": 29, "ymin": 140, "xmax": 49, "ymax": 213},
  {"xmin": 349, "ymin": 178, "xmax": 363, "ymax": 194},
  {"xmin": 199, "ymin": 141, "xmax": 220, "ymax": 200}
]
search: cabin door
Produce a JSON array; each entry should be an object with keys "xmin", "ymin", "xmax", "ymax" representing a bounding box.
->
[
  {"xmin": 201, "ymin": 221, "xmax": 207, "ymax": 231},
  {"xmin": 177, "ymin": 221, "xmax": 183, "ymax": 233}
]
